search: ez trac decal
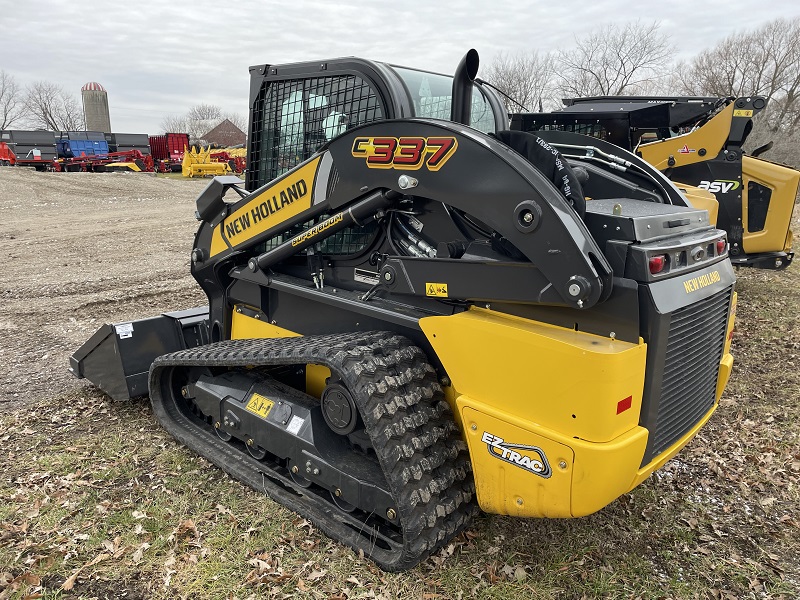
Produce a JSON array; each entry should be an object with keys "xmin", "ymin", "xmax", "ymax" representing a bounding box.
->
[
  {"xmin": 351, "ymin": 136, "xmax": 457, "ymax": 171},
  {"xmin": 481, "ymin": 432, "xmax": 552, "ymax": 478}
]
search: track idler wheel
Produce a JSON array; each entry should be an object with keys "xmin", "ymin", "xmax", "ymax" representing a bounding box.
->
[{"xmin": 321, "ymin": 381, "xmax": 359, "ymax": 435}]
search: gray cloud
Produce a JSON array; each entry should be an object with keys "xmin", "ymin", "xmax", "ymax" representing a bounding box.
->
[{"xmin": 1, "ymin": 0, "xmax": 797, "ymax": 133}]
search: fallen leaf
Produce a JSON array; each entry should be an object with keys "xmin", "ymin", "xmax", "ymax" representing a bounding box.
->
[
  {"xmin": 132, "ymin": 542, "xmax": 151, "ymax": 564},
  {"xmin": 61, "ymin": 552, "xmax": 110, "ymax": 591}
]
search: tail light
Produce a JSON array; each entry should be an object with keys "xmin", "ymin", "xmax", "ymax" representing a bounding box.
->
[
  {"xmin": 649, "ymin": 255, "xmax": 667, "ymax": 274},
  {"xmin": 716, "ymin": 239, "xmax": 727, "ymax": 255}
]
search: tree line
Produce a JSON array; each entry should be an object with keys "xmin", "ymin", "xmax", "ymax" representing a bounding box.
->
[
  {"xmin": 0, "ymin": 76, "xmax": 83, "ymax": 131},
  {"xmin": 482, "ymin": 17, "xmax": 800, "ymax": 166},
  {"xmin": 0, "ymin": 75, "xmax": 245, "ymax": 144}
]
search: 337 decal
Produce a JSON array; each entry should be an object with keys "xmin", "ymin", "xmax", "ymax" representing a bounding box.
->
[{"xmin": 351, "ymin": 136, "xmax": 457, "ymax": 171}]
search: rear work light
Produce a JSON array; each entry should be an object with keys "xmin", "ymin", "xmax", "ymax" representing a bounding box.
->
[
  {"xmin": 716, "ymin": 239, "xmax": 727, "ymax": 255},
  {"xmin": 649, "ymin": 255, "xmax": 667, "ymax": 274}
]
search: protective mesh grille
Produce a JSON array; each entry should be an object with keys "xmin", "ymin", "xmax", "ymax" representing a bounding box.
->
[
  {"xmin": 253, "ymin": 218, "xmax": 379, "ymax": 257},
  {"xmin": 247, "ymin": 74, "xmax": 385, "ymax": 255},
  {"xmin": 248, "ymin": 75, "xmax": 383, "ymax": 190},
  {"xmin": 318, "ymin": 220, "xmax": 379, "ymax": 255},
  {"xmin": 649, "ymin": 287, "xmax": 731, "ymax": 458}
]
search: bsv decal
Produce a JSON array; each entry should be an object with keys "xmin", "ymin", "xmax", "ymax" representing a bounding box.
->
[
  {"xmin": 481, "ymin": 432, "xmax": 552, "ymax": 478},
  {"xmin": 698, "ymin": 180, "xmax": 740, "ymax": 194},
  {"xmin": 352, "ymin": 136, "xmax": 457, "ymax": 171}
]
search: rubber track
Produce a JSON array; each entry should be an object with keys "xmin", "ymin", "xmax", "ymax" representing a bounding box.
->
[{"xmin": 149, "ymin": 332, "xmax": 478, "ymax": 571}]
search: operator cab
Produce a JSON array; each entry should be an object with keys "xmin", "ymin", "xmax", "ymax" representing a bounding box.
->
[{"xmin": 246, "ymin": 57, "xmax": 507, "ymax": 191}]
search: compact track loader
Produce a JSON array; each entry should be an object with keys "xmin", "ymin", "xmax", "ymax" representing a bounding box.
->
[
  {"xmin": 71, "ymin": 51, "xmax": 737, "ymax": 571},
  {"xmin": 512, "ymin": 96, "xmax": 799, "ymax": 270}
]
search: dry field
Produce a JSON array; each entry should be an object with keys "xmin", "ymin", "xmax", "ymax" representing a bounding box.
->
[{"xmin": 0, "ymin": 167, "xmax": 798, "ymax": 599}]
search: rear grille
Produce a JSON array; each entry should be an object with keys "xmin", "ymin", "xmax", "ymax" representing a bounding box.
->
[{"xmin": 649, "ymin": 287, "xmax": 731, "ymax": 458}]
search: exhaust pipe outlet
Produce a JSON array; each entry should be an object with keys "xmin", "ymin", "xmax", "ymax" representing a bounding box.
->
[{"xmin": 451, "ymin": 49, "xmax": 479, "ymax": 126}]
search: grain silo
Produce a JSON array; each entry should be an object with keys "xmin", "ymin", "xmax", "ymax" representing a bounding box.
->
[{"xmin": 81, "ymin": 82, "xmax": 112, "ymax": 132}]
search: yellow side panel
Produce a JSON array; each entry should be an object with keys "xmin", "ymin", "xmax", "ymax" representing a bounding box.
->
[
  {"xmin": 420, "ymin": 308, "xmax": 647, "ymax": 444},
  {"xmin": 675, "ymin": 184, "xmax": 719, "ymax": 225},
  {"xmin": 462, "ymin": 405, "xmax": 574, "ymax": 517},
  {"xmin": 231, "ymin": 310, "xmax": 302, "ymax": 340},
  {"xmin": 723, "ymin": 291, "xmax": 736, "ymax": 358},
  {"xmin": 716, "ymin": 291, "xmax": 736, "ymax": 401},
  {"xmin": 210, "ymin": 156, "xmax": 321, "ymax": 257},
  {"xmin": 741, "ymin": 156, "xmax": 799, "ymax": 254},
  {"xmin": 230, "ymin": 308, "xmax": 330, "ymax": 398},
  {"xmin": 638, "ymin": 103, "xmax": 733, "ymax": 170},
  {"xmin": 305, "ymin": 364, "xmax": 330, "ymax": 399},
  {"xmin": 460, "ymin": 398, "xmax": 649, "ymax": 518}
]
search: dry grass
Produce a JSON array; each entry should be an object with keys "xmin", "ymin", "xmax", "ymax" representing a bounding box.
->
[{"xmin": 1, "ymin": 209, "xmax": 798, "ymax": 600}]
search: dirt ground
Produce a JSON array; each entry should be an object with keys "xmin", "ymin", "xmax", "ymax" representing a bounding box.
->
[{"xmin": 0, "ymin": 168, "xmax": 207, "ymax": 407}]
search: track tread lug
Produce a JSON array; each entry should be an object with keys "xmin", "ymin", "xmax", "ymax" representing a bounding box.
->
[{"xmin": 149, "ymin": 331, "xmax": 477, "ymax": 571}]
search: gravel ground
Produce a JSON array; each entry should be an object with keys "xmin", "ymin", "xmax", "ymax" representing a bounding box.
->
[{"xmin": 0, "ymin": 168, "xmax": 207, "ymax": 406}]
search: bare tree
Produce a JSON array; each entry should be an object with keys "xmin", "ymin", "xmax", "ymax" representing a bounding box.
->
[
  {"xmin": 187, "ymin": 103, "xmax": 222, "ymax": 122},
  {"xmin": 483, "ymin": 51, "xmax": 556, "ymax": 112},
  {"xmin": 554, "ymin": 20, "xmax": 672, "ymax": 98},
  {"xmin": 673, "ymin": 17, "xmax": 800, "ymax": 165},
  {"xmin": 674, "ymin": 17, "xmax": 800, "ymax": 130},
  {"xmin": 23, "ymin": 81, "xmax": 83, "ymax": 130},
  {"xmin": 160, "ymin": 113, "xmax": 190, "ymax": 135},
  {"xmin": 0, "ymin": 70, "xmax": 24, "ymax": 130}
]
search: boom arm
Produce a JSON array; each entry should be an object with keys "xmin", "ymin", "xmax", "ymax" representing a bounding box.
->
[{"xmin": 191, "ymin": 119, "xmax": 613, "ymax": 323}]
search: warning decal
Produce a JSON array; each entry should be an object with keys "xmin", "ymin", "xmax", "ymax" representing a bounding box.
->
[
  {"xmin": 426, "ymin": 282, "xmax": 448, "ymax": 297},
  {"xmin": 245, "ymin": 393, "xmax": 274, "ymax": 418}
]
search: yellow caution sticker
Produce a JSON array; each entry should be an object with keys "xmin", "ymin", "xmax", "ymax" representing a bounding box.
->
[
  {"xmin": 426, "ymin": 282, "xmax": 449, "ymax": 297},
  {"xmin": 245, "ymin": 393, "xmax": 274, "ymax": 418},
  {"xmin": 733, "ymin": 109, "xmax": 753, "ymax": 117}
]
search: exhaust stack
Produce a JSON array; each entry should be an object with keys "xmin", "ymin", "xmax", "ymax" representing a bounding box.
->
[{"xmin": 451, "ymin": 49, "xmax": 479, "ymax": 126}]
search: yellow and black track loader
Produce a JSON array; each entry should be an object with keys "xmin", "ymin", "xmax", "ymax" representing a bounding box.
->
[
  {"xmin": 512, "ymin": 96, "xmax": 799, "ymax": 270},
  {"xmin": 71, "ymin": 51, "xmax": 737, "ymax": 571}
]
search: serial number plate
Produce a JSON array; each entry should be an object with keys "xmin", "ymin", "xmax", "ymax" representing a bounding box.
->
[{"xmin": 245, "ymin": 393, "xmax": 274, "ymax": 418}]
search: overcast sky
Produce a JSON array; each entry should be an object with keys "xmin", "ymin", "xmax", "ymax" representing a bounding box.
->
[{"xmin": 2, "ymin": 0, "xmax": 798, "ymax": 134}]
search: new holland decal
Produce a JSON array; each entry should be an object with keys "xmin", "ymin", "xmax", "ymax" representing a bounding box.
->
[
  {"xmin": 225, "ymin": 179, "xmax": 308, "ymax": 240},
  {"xmin": 481, "ymin": 432, "xmax": 552, "ymax": 478},
  {"xmin": 351, "ymin": 136, "xmax": 457, "ymax": 171},
  {"xmin": 209, "ymin": 157, "xmax": 320, "ymax": 257},
  {"xmin": 683, "ymin": 270, "xmax": 722, "ymax": 294}
]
